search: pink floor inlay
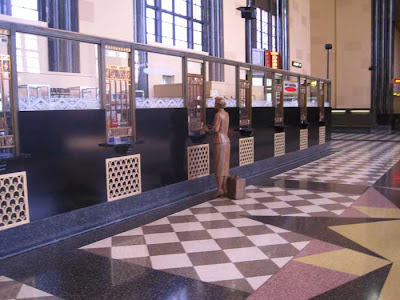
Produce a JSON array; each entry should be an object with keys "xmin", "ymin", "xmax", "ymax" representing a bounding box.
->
[{"xmin": 248, "ymin": 261, "xmax": 358, "ymax": 300}]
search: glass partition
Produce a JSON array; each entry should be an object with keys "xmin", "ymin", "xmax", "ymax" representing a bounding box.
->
[
  {"xmin": 252, "ymin": 70, "xmax": 273, "ymax": 107},
  {"xmin": 299, "ymin": 78, "xmax": 307, "ymax": 123},
  {"xmin": 274, "ymin": 73, "xmax": 284, "ymax": 126},
  {"xmin": 0, "ymin": 31, "xmax": 14, "ymax": 152},
  {"xmin": 307, "ymin": 80, "xmax": 318, "ymax": 107},
  {"xmin": 239, "ymin": 68, "xmax": 251, "ymax": 127},
  {"xmin": 105, "ymin": 47, "xmax": 132, "ymax": 143},
  {"xmin": 17, "ymin": 33, "xmax": 100, "ymax": 111},
  {"xmin": 325, "ymin": 82, "xmax": 331, "ymax": 107},
  {"xmin": 205, "ymin": 64, "xmax": 236, "ymax": 108},
  {"xmin": 134, "ymin": 50, "xmax": 183, "ymax": 108},
  {"xmin": 187, "ymin": 59, "xmax": 205, "ymax": 136},
  {"xmin": 319, "ymin": 81, "xmax": 326, "ymax": 122}
]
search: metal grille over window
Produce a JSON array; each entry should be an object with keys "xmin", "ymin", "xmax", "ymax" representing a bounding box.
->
[
  {"xmin": 299, "ymin": 80, "xmax": 307, "ymax": 122},
  {"xmin": 188, "ymin": 73, "xmax": 205, "ymax": 136},
  {"xmin": 187, "ymin": 144, "xmax": 209, "ymax": 180},
  {"xmin": 106, "ymin": 65, "xmax": 133, "ymax": 140},
  {"xmin": 274, "ymin": 76, "xmax": 284, "ymax": 126},
  {"xmin": 300, "ymin": 129, "xmax": 308, "ymax": 150},
  {"xmin": 239, "ymin": 137, "xmax": 254, "ymax": 166},
  {"xmin": 0, "ymin": 54, "xmax": 14, "ymax": 149},
  {"xmin": 274, "ymin": 132, "xmax": 285, "ymax": 157},
  {"xmin": 0, "ymin": 171, "xmax": 29, "ymax": 231},
  {"xmin": 106, "ymin": 155, "xmax": 141, "ymax": 202},
  {"xmin": 239, "ymin": 78, "xmax": 251, "ymax": 127},
  {"xmin": 319, "ymin": 82, "xmax": 326, "ymax": 122},
  {"xmin": 319, "ymin": 126, "xmax": 326, "ymax": 145}
]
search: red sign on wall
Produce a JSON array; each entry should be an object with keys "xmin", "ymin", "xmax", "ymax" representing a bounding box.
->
[
  {"xmin": 394, "ymin": 78, "xmax": 400, "ymax": 84},
  {"xmin": 266, "ymin": 51, "xmax": 281, "ymax": 69}
]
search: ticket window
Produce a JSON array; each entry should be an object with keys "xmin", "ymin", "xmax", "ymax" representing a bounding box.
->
[
  {"xmin": 239, "ymin": 68, "xmax": 251, "ymax": 128},
  {"xmin": 319, "ymin": 81, "xmax": 326, "ymax": 124},
  {"xmin": 187, "ymin": 59, "xmax": 206, "ymax": 138},
  {"xmin": 0, "ymin": 30, "xmax": 14, "ymax": 153},
  {"xmin": 299, "ymin": 78, "xmax": 308, "ymax": 128},
  {"xmin": 104, "ymin": 46, "xmax": 133, "ymax": 145},
  {"xmin": 273, "ymin": 73, "xmax": 284, "ymax": 131}
]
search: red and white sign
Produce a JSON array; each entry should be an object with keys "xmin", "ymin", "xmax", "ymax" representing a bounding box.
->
[
  {"xmin": 394, "ymin": 78, "xmax": 400, "ymax": 84},
  {"xmin": 284, "ymin": 80, "xmax": 298, "ymax": 95}
]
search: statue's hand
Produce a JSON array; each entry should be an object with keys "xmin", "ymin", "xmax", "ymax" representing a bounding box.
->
[{"xmin": 204, "ymin": 125, "xmax": 212, "ymax": 133}]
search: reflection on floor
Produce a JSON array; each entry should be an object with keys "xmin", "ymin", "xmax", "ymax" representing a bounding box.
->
[
  {"xmin": 0, "ymin": 276, "xmax": 62, "ymax": 300},
  {"xmin": 2, "ymin": 132, "xmax": 400, "ymax": 299}
]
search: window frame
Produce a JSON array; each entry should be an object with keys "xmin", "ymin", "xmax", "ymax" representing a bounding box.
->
[
  {"xmin": 252, "ymin": 5, "xmax": 278, "ymax": 52},
  {"xmin": 145, "ymin": 0, "xmax": 207, "ymax": 52}
]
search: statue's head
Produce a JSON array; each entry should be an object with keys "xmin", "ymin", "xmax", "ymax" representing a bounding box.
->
[{"xmin": 214, "ymin": 96, "xmax": 226, "ymax": 109}]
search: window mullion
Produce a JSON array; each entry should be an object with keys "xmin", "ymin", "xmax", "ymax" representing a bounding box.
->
[
  {"xmin": 268, "ymin": 10, "xmax": 273, "ymax": 50},
  {"xmin": 155, "ymin": 0, "xmax": 162, "ymax": 43},
  {"xmin": 188, "ymin": 0, "xmax": 193, "ymax": 49}
]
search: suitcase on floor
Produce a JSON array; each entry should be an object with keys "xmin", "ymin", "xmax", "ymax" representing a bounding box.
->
[{"xmin": 227, "ymin": 176, "xmax": 246, "ymax": 200}]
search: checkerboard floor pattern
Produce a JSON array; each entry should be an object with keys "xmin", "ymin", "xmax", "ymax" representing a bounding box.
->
[
  {"xmin": 274, "ymin": 140, "xmax": 400, "ymax": 185},
  {"xmin": 0, "ymin": 276, "xmax": 62, "ymax": 300},
  {"xmin": 81, "ymin": 186, "xmax": 360, "ymax": 293},
  {"xmin": 332, "ymin": 132, "xmax": 400, "ymax": 142}
]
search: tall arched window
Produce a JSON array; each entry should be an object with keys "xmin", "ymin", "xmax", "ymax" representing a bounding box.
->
[{"xmin": 145, "ymin": 0, "xmax": 206, "ymax": 51}]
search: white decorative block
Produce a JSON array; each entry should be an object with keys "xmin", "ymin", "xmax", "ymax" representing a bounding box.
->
[
  {"xmin": 239, "ymin": 137, "xmax": 254, "ymax": 166},
  {"xmin": 319, "ymin": 126, "xmax": 326, "ymax": 145},
  {"xmin": 0, "ymin": 171, "xmax": 29, "ymax": 231},
  {"xmin": 274, "ymin": 132, "xmax": 285, "ymax": 157},
  {"xmin": 187, "ymin": 144, "xmax": 210, "ymax": 180},
  {"xmin": 106, "ymin": 154, "xmax": 141, "ymax": 201},
  {"xmin": 300, "ymin": 129, "xmax": 308, "ymax": 150}
]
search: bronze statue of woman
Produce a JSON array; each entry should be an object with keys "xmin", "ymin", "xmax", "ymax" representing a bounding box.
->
[{"xmin": 205, "ymin": 96, "xmax": 231, "ymax": 198}]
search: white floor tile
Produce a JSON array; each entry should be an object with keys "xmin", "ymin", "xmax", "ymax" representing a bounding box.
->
[
  {"xmin": 271, "ymin": 256, "xmax": 293, "ymax": 268},
  {"xmin": 247, "ymin": 192, "xmax": 274, "ymax": 198},
  {"xmin": 207, "ymin": 227, "xmax": 244, "ymax": 239},
  {"xmin": 276, "ymin": 195, "xmax": 304, "ymax": 202},
  {"xmin": 195, "ymin": 263, "xmax": 244, "ymax": 282},
  {"xmin": 224, "ymin": 247, "xmax": 269, "ymax": 262},
  {"xmin": 229, "ymin": 218, "xmax": 263, "ymax": 227},
  {"xmin": 263, "ymin": 202, "xmax": 292, "ymax": 209},
  {"xmin": 111, "ymin": 245, "xmax": 149, "ymax": 259},
  {"xmin": 246, "ymin": 275, "xmax": 272, "ymax": 290},
  {"xmin": 144, "ymin": 232, "xmax": 180, "ymax": 245},
  {"xmin": 266, "ymin": 225, "xmax": 290, "ymax": 233},
  {"xmin": 181, "ymin": 239, "xmax": 221, "ymax": 253},
  {"xmin": 195, "ymin": 213, "xmax": 226, "ymax": 222},
  {"xmin": 307, "ymin": 198, "xmax": 337, "ymax": 205},
  {"xmin": 171, "ymin": 222, "xmax": 205, "ymax": 232},
  {"xmin": 291, "ymin": 241, "xmax": 310, "ymax": 251},
  {"xmin": 247, "ymin": 209, "xmax": 279, "ymax": 216},
  {"xmin": 151, "ymin": 253, "xmax": 192, "ymax": 269},
  {"xmin": 287, "ymin": 189, "xmax": 314, "ymax": 195},
  {"xmin": 297, "ymin": 205, "xmax": 327, "ymax": 213},
  {"xmin": 214, "ymin": 205, "xmax": 245, "ymax": 213},
  {"xmin": 17, "ymin": 284, "xmax": 52, "ymax": 298},
  {"xmin": 233, "ymin": 198, "xmax": 260, "ymax": 205}
]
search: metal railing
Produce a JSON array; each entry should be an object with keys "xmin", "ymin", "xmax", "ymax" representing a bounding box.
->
[{"xmin": 0, "ymin": 19, "xmax": 331, "ymax": 155}]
